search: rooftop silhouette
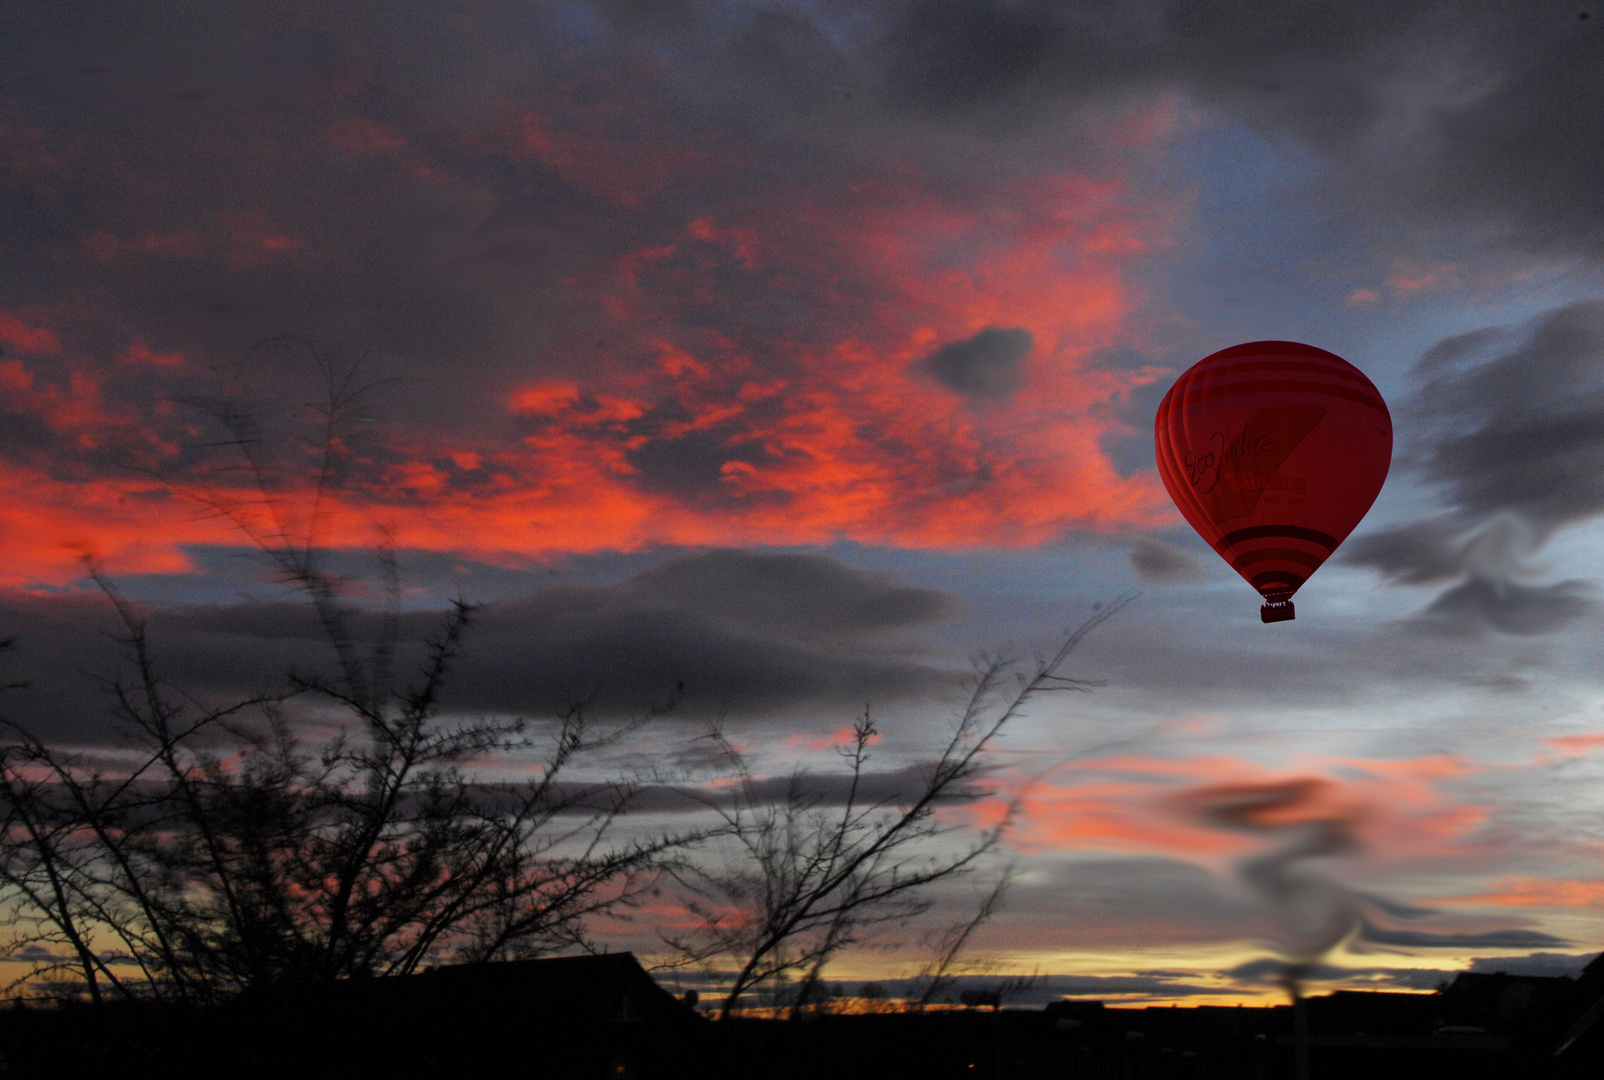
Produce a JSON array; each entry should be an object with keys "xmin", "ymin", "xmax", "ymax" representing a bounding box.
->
[{"xmin": 1, "ymin": 951, "xmax": 1601, "ymax": 1078}]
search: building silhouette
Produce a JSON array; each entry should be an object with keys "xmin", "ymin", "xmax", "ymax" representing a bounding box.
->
[{"xmin": 1, "ymin": 950, "xmax": 1602, "ymax": 1078}]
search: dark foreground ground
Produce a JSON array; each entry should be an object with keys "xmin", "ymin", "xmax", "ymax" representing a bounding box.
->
[{"xmin": 2, "ymin": 954, "xmax": 1601, "ymax": 1079}]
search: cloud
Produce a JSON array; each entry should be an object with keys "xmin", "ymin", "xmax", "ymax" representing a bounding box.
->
[
  {"xmin": 1095, "ymin": 370, "xmax": 1170, "ymax": 479},
  {"xmin": 994, "ymin": 856, "xmax": 1261, "ymax": 948},
  {"xmin": 883, "ymin": 2, "xmax": 1079, "ymax": 117},
  {"xmin": 1220, "ymin": 957, "xmax": 1587, "ymax": 992},
  {"xmin": 1222, "ymin": 958, "xmax": 1443, "ymax": 990},
  {"xmin": 875, "ymin": 972, "xmax": 1224, "ymax": 1004},
  {"xmin": 1369, "ymin": 10, "xmax": 1604, "ymax": 262},
  {"xmin": 1418, "ymin": 575, "xmax": 1594, "ymax": 637},
  {"xmin": 1410, "ymin": 301, "xmax": 1604, "ymax": 530},
  {"xmin": 0, "ymin": 1, "xmax": 1200, "ymax": 588},
  {"xmin": 1344, "ymin": 302, "xmax": 1604, "ymax": 631},
  {"xmin": 661, "ymin": 965, "xmax": 1227, "ymax": 1003},
  {"xmin": 624, "ymin": 549, "xmax": 955, "ymax": 639},
  {"xmin": 1167, "ymin": 777, "xmax": 1479, "ymax": 966},
  {"xmin": 1127, "ymin": 537, "xmax": 1205, "ymax": 584},
  {"xmin": 0, "ymin": 550, "xmax": 959, "ymax": 742},
  {"xmin": 1064, "ymin": 600, "xmax": 1579, "ymax": 718},
  {"xmin": 996, "ymin": 766, "xmax": 1570, "ymax": 972},
  {"xmin": 30, "ymin": 3, "xmax": 1585, "ymax": 586},
  {"xmin": 1466, "ymin": 952, "xmax": 1593, "ymax": 977},
  {"xmin": 1343, "ymin": 519, "xmax": 1479, "ymax": 586},
  {"xmin": 10, "ymin": 944, "xmax": 61, "ymax": 963},
  {"xmin": 1009, "ymin": 750, "xmax": 1504, "ymax": 873},
  {"xmin": 586, "ymin": 763, "xmax": 978, "ymax": 816},
  {"xmin": 1443, "ymin": 876, "xmax": 1604, "ymax": 910},
  {"xmin": 875, "ymin": 1, "xmax": 1604, "ymax": 263},
  {"xmin": 1355, "ymin": 923, "xmax": 1569, "ymax": 951},
  {"xmin": 1346, "ymin": 517, "xmax": 1596, "ymax": 636},
  {"xmin": 920, "ymin": 327, "xmax": 1033, "ymax": 400}
]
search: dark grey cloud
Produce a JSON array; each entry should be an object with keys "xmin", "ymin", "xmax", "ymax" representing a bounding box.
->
[
  {"xmin": 622, "ymin": 427, "xmax": 778, "ymax": 503},
  {"xmin": 987, "ymin": 843, "xmax": 1571, "ymax": 978},
  {"xmin": 1466, "ymin": 952, "xmax": 1593, "ymax": 978},
  {"xmin": 1345, "ymin": 302, "xmax": 1604, "ymax": 632},
  {"xmin": 3, "ymin": 3, "xmax": 1595, "ymax": 329},
  {"xmin": 0, "ymin": 2, "xmax": 726, "ymax": 449},
  {"xmin": 1418, "ymin": 575, "xmax": 1594, "ymax": 637},
  {"xmin": 0, "ymin": 590, "xmax": 138, "ymax": 744},
  {"xmin": 658, "ymin": 967, "xmax": 1224, "ymax": 1002},
  {"xmin": 1068, "ymin": 602, "xmax": 1569, "ymax": 716},
  {"xmin": 1409, "ymin": 301, "xmax": 1604, "ymax": 530},
  {"xmin": 865, "ymin": 972, "xmax": 1223, "ymax": 1003},
  {"xmin": 874, "ymin": 1, "xmax": 1604, "ymax": 262},
  {"xmin": 985, "ymin": 848, "xmax": 1571, "ymax": 969},
  {"xmin": 1344, "ymin": 519, "xmax": 1479, "ymax": 587},
  {"xmin": 625, "ymin": 549, "xmax": 956, "ymax": 639},
  {"xmin": 437, "ymin": 550, "xmax": 953, "ymax": 714},
  {"xmin": 1224, "ymin": 959, "xmax": 1436, "ymax": 989},
  {"xmin": 919, "ymin": 327, "xmax": 1033, "ymax": 399},
  {"xmin": 1127, "ymin": 538, "xmax": 1205, "ymax": 585},
  {"xmin": 1346, "ymin": 517, "xmax": 1596, "ymax": 636},
  {"xmin": 538, "ymin": 762, "xmax": 980, "ymax": 816},
  {"xmin": 0, "ymin": 550, "xmax": 957, "ymax": 744},
  {"xmin": 1222, "ymin": 956, "xmax": 1585, "ymax": 991},
  {"xmin": 1356, "ymin": 922, "xmax": 1569, "ymax": 951},
  {"xmin": 883, "ymin": 3, "xmax": 1079, "ymax": 117}
]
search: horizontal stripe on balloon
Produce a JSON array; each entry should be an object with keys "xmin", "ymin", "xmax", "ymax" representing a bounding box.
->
[
  {"xmin": 1250, "ymin": 569, "xmax": 1307, "ymax": 590},
  {"xmin": 1157, "ymin": 379, "xmax": 1389, "ymax": 423},
  {"xmin": 1214, "ymin": 525, "xmax": 1339, "ymax": 552},
  {"xmin": 1230, "ymin": 547, "xmax": 1327, "ymax": 571}
]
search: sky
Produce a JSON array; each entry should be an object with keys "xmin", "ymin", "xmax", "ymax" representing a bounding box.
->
[{"xmin": 3, "ymin": 0, "xmax": 1604, "ymax": 1005}]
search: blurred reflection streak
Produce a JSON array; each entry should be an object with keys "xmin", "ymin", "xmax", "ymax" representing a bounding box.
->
[{"xmin": 1171, "ymin": 778, "xmax": 1365, "ymax": 993}]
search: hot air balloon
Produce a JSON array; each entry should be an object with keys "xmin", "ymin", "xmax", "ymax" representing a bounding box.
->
[{"xmin": 1154, "ymin": 341, "xmax": 1391, "ymax": 623}]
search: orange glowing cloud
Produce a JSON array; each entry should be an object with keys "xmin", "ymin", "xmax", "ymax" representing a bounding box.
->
[
  {"xmin": 0, "ymin": 466, "xmax": 229, "ymax": 581},
  {"xmin": 781, "ymin": 726, "xmax": 882, "ymax": 753},
  {"xmin": 1386, "ymin": 263, "xmax": 1457, "ymax": 294},
  {"xmin": 0, "ymin": 311, "xmax": 60, "ymax": 354},
  {"xmin": 0, "ymin": 89, "xmax": 1182, "ymax": 587},
  {"xmin": 1543, "ymin": 733, "xmax": 1604, "ymax": 758},
  {"xmin": 0, "ymin": 353, "xmax": 172, "ymax": 455},
  {"xmin": 991, "ymin": 752, "xmax": 1495, "ymax": 865},
  {"xmin": 482, "ymin": 170, "xmax": 1172, "ymax": 551},
  {"xmin": 1441, "ymin": 876, "xmax": 1604, "ymax": 908}
]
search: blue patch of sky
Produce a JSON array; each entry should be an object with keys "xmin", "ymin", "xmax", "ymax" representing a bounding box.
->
[
  {"xmin": 550, "ymin": 3, "xmax": 606, "ymax": 44},
  {"xmin": 1142, "ymin": 116, "xmax": 1339, "ymax": 349}
]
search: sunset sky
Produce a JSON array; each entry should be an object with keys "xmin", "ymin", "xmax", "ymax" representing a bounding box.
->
[{"xmin": 4, "ymin": 1, "xmax": 1604, "ymax": 1004}]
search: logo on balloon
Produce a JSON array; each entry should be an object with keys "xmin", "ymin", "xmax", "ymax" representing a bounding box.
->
[
  {"xmin": 1182, "ymin": 406, "xmax": 1327, "ymax": 525},
  {"xmin": 1184, "ymin": 429, "xmax": 1283, "ymax": 493},
  {"xmin": 1184, "ymin": 433, "xmax": 1223, "ymax": 492}
]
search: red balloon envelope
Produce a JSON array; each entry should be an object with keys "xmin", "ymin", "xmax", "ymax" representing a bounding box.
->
[{"xmin": 1154, "ymin": 341, "xmax": 1392, "ymax": 623}]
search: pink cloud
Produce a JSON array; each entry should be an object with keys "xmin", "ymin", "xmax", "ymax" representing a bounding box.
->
[{"xmin": 0, "ymin": 312, "xmax": 60, "ymax": 354}]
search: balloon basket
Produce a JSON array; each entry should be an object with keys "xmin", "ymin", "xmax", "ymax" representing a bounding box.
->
[{"xmin": 1260, "ymin": 600, "xmax": 1295, "ymax": 624}]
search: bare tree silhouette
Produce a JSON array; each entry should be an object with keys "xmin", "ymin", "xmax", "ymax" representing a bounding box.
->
[
  {"xmin": 661, "ymin": 597, "xmax": 1133, "ymax": 1020},
  {"xmin": 0, "ymin": 344, "xmax": 692, "ymax": 1001},
  {"xmin": 908, "ymin": 869, "xmax": 1016, "ymax": 1010}
]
